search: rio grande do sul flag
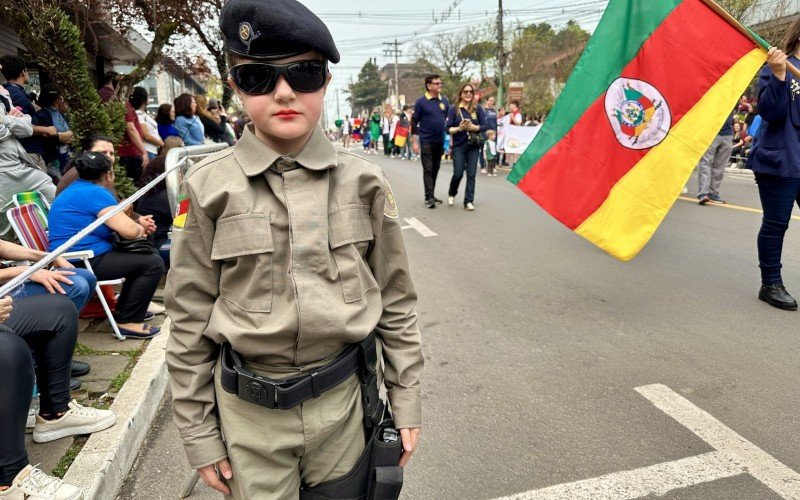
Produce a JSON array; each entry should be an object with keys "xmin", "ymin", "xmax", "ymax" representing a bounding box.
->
[{"xmin": 507, "ymin": 0, "xmax": 767, "ymax": 261}]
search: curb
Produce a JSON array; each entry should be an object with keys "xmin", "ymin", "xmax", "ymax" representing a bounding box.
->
[{"xmin": 63, "ymin": 319, "xmax": 171, "ymax": 499}]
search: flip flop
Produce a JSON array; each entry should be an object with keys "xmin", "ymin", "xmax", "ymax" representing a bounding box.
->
[{"xmin": 119, "ymin": 324, "xmax": 161, "ymax": 339}]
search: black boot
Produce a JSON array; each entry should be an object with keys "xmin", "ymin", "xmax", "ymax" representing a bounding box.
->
[{"xmin": 759, "ymin": 284, "xmax": 798, "ymax": 311}]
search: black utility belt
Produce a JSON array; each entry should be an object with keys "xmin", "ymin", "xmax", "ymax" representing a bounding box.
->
[{"xmin": 220, "ymin": 332, "xmax": 377, "ymax": 410}]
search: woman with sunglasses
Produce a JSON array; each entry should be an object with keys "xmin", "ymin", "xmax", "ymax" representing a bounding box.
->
[
  {"xmin": 445, "ymin": 83, "xmax": 487, "ymax": 211},
  {"xmin": 165, "ymin": 0, "xmax": 424, "ymax": 497}
]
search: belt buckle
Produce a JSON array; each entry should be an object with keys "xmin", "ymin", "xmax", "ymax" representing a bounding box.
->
[{"xmin": 237, "ymin": 371, "xmax": 278, "ymax": 409}]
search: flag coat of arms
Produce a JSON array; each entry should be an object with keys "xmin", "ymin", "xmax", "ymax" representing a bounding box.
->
[{"xmin": 508, "ymin": 0, "xmax": 768, "ymax": 261}]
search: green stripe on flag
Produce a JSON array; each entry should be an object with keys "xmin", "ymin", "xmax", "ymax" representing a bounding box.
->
[{"xmin": 508, "ymin": 0, "xmax": 683, "ymax": 184}]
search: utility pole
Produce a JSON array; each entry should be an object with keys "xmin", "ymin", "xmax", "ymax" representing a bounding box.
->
[
  {"xmin": 336, "ymin": 91, "xmax": 340, "ymax": 118},
  {"xmin": 496, "ymin": 0, "xmax": 506, "ymax": 108},
  {"xmin": 383, "ymin": 39, "xmax": 402, "ymax": 103}
]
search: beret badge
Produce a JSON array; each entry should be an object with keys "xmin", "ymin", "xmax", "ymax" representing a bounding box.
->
[{"xmin": 238, "ymin": 22, "xmax": 261, "ymax": 54}]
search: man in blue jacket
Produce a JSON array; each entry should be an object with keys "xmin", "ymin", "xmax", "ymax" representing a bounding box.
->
[{"xmin": 413, "ymin": 75, "xmax": 450, "ymax": 208}]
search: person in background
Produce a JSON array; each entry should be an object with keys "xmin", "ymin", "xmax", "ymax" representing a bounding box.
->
[
  {"xmin": 369, "ymin": 109, "xmax": 381, "ymax": 155},
  {"xmin": 173, "ymin": 93, "xmax": 204, "ymax": 146},
  {"xmin": 730, "ymin": 122, "xmax": 746, "ymax": 163},
  {"xmin": 118, "ymin": 87, "xmax": 150, "ymax": 185},
  {"xmin": 0, "ymin": 55, "xmax": 57, "ymax": 173},
  {"xmin": 696, "ymin": 111, "xmax": 733, "ymax": 205},
  {"xmin": 35, "ymin": 83, "xmax": 73, "ymax": 174},
  {"xmin": 446, "ymin": 82, "xmax": 486, "ymax": 211},
  {"xmin": 480, "ymin": 96, "xmax": 498, "ymax": 174},
  {"xmin": 97, "ymin": 71, "xmax": 119, "ymax": 103},
  {"xmin": 136, "ymin": 152, "xmax": 176, "ymax": 271},
  {"xmin": 195, "ymin": 94, "xmax": 231, "ymax": 145},
  {"xmin": 0, "ymin": 91, "xmax": 56, "ymax": 240},
  {"xmin": 340, "ymin": 114, "xmax": 351, "ymax": 149},
  {"xmin": 134, "ymin": 91, "xmax": 163, "ymax": 160},
  {"xmin": 49, "ymin": 152, "xmax": 164, "ymax": 338},
  {"xmin": 413, "ymin": 74, "xmax": 450, "ymax": 208},
  {"xmin": 0, "ymin": 293, "xmax": 116, "ymax": 499},
  {"xmin": 485, "ymin": 129, "xmax": 498, "ymax": 176},
  {"xmin": 746, "ymin": 36, "xmax": 800, "ymax": 311},
  {"xmin": 156, "ymin": 104, "xmax": 179, "ymax": 140},
  {"xmin": 381, "ymin": 109, "xmax": 392, "ymax": 156}
]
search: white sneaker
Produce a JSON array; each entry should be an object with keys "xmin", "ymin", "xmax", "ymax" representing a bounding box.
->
[
  {"xmin": 480, "ymin": 168, "xmax": 487, "ymax": 174},
  {"xmin": 681, "ymin": 185, "xmax": 689, "ymax": 194},
  {"xmin": 447, "ymin": 196, "xmax": 455, "ymax": 206},
  {"xmin": 0, "ymin": 465, "xmax": 82, "ymax": 500},
  {"xmin": 147, "ymin": 301, "xmax": 165, "ymax": 315},
  {"xmin": 33, "ymin": 401, "xmax": 116, "ymax": 443},
  {"xmin": 465, "ymin": 203, "xmax": 475, "ymax": 211}
]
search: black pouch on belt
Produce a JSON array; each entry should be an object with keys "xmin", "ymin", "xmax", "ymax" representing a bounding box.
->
[{"xmin": 299, "ymin": 419, "xmax": 403, "ymax": 500}]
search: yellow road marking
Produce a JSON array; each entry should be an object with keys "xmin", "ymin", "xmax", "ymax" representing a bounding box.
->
[{"xmin": 677, "ymin": 196, "xmax": 800, "ymax": 220}]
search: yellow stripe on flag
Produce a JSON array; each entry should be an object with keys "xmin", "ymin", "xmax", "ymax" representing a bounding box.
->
[
  {"xmin": 575, "ymin": 48, "xmax": 766, "ymax": 261},
  {"xmin": 173, "ymin": 213, "xmax": 187, "ymax": 229}
]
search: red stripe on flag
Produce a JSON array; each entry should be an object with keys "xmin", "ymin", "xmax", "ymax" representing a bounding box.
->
[{"xmin": 517, "ymin": 0, "xmax": 756, "ymax": 229}]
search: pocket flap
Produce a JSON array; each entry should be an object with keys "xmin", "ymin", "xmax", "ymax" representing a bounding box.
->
[
  {"xmin": 329, "ymin": 205, "xmax": 373, "ymax": 248},
  {"xmin": 211, "ymin": 213, "xmax": 273, "ymax": 260}
]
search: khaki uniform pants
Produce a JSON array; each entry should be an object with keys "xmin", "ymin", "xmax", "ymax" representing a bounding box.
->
[{"xmin": 214, "ymin": 358, "xmax": 366, "ymax": 500}]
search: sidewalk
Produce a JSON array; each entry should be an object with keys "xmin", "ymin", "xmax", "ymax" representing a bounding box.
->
[{"xmin": 26, "ymin": 287, "xmax": 171, "ymax": 500}]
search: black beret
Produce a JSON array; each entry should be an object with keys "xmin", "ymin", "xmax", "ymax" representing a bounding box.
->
[{"xmin": 220, "ymin": 0, "xmax": 340, "ymax": 64}]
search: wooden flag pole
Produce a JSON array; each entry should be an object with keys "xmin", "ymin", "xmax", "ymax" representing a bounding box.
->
[{"xmin": 699, "ymin": 0, "xmax": 800, "ymax": 79}]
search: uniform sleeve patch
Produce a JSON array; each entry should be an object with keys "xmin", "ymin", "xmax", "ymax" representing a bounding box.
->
[
  {"xmin": 383, "ymin": 172, "xmax": 399, "ymax": 219},
  {"xmin": 173, "ymin": 196, "xmax": 190, "ymax": 228}
]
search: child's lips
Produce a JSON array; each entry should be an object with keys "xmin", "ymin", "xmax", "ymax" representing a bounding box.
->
[{"xmin": 275, "ymin": 110, "xmax": 300, "ymax": 118}]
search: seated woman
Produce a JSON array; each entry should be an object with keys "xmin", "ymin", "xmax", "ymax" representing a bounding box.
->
[
  {"xmin": 0, "ymin": 239, "xmax": 97, "ymax": 313},
  {"xmin": 48, "ymin": 152, "xmax": 164, "ymax": 339},
  {"xmin": 0, "ymin": 293, "xmax": 115, "ymax": 499}
]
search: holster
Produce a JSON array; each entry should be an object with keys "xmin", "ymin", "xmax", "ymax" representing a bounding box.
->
[{"xmin": 299, "ymin": 336, "xmax": 404, "ymax": 500}]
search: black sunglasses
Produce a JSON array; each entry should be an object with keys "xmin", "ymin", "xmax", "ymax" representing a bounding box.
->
[{"xmin": 229, "ymin": 60, "xmax": 328, "ymax": 95}]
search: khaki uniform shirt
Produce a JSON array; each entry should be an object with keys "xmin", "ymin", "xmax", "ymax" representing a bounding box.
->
[{"xmin": 165, "ymin": 125, "xmax": 423, "ymax": 468}]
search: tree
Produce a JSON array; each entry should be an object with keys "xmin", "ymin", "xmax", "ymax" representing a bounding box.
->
[
  {"xmin": 1, "ymin": 0, "xmax": 203, "ymax": 196},
  {"xmin": 506, "ymin": 21, "xmax": 589, "ymax": 117},
  {"xmin": 347, "ymin": 59, "xmax": 387, "ymax": 115},
  {"xmin": 414, "ymin": 31, "xmax": 480, "ymax": 102}
]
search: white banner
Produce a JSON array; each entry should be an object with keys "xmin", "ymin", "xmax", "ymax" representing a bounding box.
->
[{"xmin": 501, "ymin": 124, "xmax": 541, "ymax": 154}]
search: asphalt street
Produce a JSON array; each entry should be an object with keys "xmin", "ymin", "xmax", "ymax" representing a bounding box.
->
[{"xmin": 119, "ymin": 152, "xmax": 800, "ymax": 500}]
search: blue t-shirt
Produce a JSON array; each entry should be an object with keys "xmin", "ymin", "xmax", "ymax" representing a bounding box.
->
[
  {"xmin": 174, "ymin": 115, "xmax": 205, "ymax": 146},
  {"xmin": 158, "ymin": 123, "xmax": 179, "ymax": 140},
  {"xmin": 48, "ymin": 180, "xmax": 117, "ymax": 256}
]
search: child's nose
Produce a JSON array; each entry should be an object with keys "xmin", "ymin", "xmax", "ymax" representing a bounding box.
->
[{"xmin": 273, "ymin": 75, "xmax": 295, "ymax": 101}]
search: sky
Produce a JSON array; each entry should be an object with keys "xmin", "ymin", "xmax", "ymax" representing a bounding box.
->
[{"xmin": 296, "ymin": 0, "xmax": 612, "ymax": 122}]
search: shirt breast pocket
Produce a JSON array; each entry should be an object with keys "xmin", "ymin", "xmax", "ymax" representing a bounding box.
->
[
  {"xmin": 211, "ymin": 213, "xmax": 274, "ymax": 313},
  {"xmin": 329, "ymin": 205, "xmax": 376, "ymax": 303}
]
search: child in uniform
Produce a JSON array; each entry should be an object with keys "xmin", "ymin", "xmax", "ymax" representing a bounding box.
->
[
  {"xmin": 164, "ymin": 0, "xmax": 424, "ymax": 498},
  {"xmin": 485, "ymin": 129, "xmax": 498, "ymax": 176}
]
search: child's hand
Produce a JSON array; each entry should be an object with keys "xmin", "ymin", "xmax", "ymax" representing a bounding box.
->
[{"xmin": 197, "ymin": 458, "xmax": 233, "ymax": 495}]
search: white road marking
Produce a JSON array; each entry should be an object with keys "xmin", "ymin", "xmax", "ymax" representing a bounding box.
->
[
  {"xmin": 401, "ymin": 217, "xmax": 437, "ymax": 237},
  {"xmin": 636, "ymin": 384, "xmax": 800, "ymax": 498},
  {"xmin": 494, "ymin": 384, "xmax": 800, "ymax": 500},
  {"xmin": 496, "ymin": 452, "xmax": 742, "ymax": 500}
]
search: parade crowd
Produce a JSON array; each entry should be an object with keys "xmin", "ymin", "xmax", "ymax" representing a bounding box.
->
[{"xmin": 0, "ymin": 52, "xmax": 250, "ymax": 499}]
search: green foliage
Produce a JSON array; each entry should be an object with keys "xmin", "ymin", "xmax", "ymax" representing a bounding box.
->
[
  {"xmin": 1, "ymin": 2, "xmax": 139, "ymax": 197},
  {"xmin": 348, "ymin": 59, "xmax": 387, "ymax": 115},
  {"xmin": 507, "ymin": 20, "xmax": 590, "ymax": 117}
]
